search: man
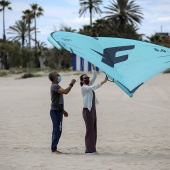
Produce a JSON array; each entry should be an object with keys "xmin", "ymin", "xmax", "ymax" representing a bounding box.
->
[{"xmin": 48, "ymin": 71, "xmax": 76, "ymax": 154}]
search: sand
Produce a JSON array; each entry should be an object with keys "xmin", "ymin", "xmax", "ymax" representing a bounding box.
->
[{"xmin": 0, "ymin": 71, "xmax": 170, "ymax": 170}]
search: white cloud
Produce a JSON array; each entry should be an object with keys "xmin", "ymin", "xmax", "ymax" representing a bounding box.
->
[
  {"xmin": 158, "ymin": 17, "xmax": 170, "ymax": 22},
  {"xmin": 1, "ymin": 0, "xmax": 170, "ymax": 47}
]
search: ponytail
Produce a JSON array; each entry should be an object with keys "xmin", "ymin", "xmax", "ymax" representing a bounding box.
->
[{"xmin": 80, "ymin": 74, "xmax": 86, "ymax": 86}]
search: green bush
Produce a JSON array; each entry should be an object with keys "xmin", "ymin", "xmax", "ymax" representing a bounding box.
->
[
  {"xmin": 163, "ymin": 68, "xmax": 170, "ymax": 73},
  {"xmin": 21, "ymin": 73, "xmax": 42, "ymax": 79},
  {"xmin": 0, "ymin": 71, "xmax": 8, "ymax": 77}
]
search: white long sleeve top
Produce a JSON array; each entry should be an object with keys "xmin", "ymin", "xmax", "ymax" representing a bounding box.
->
[{"xmin": 81, "ymin": 70, "xmax": 102, "ymax": 111}]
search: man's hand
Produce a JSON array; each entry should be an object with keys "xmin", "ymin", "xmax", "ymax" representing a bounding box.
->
[
  {"xmin": 63, "ymin": 110, "xmax": 68, "ymax": 117},
  {"xmin": 71, "ymin": 79, "xmax": 76, "ymax": 84}
]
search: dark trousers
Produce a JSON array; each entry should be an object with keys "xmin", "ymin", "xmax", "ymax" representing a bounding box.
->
[
  {"xmin": 83, "ymin": 107, "xmax": 97, "ymax": 153},
  {"xmin": 50, "ymin": 110, "xmax": 63, "ymax": 152}
]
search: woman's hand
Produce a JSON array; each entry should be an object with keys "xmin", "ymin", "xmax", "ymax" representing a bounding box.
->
[
  {"xmin": 92, "ymin": 64, "xmax": 95, "ymax": 70},
  {"xmin": 101, "ymin": 76, "xmax": 108, "ymax": 85}
]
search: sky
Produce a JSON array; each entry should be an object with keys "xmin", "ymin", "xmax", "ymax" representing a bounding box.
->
[{"xmin": 0, "ymin": 0, "xmax": 170, "ymax": 48}]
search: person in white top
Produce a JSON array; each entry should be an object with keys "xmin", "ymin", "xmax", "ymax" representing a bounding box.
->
[{"xmin": 80, "ymin": 65, "xmax": 108, "ymax": 153}]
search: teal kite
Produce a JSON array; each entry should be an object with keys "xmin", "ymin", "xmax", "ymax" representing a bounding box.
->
[{"xmin": 48, "ymin": 31, "xmax": 170, "ymax": 97}]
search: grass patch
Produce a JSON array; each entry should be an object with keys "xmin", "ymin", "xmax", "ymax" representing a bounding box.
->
[
  {"xmin": 21, "ymin": 73, "xmax": 42, "ymax": 79},
  {"xmin": 24, "ymin": 68, "xmax": 52, "ymax": 74},
  {"xmin": 0, "ymin": 71, "xmax": 8, "ymax": 77},
  {"xmin": 72, "ymin": 72, "xmax": 82, "ymax": 75}
]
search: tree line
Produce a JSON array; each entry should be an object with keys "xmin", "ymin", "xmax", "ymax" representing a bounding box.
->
[{"xmin": 0, "ymin": 0, "xmax": 170, "ymax": 70}]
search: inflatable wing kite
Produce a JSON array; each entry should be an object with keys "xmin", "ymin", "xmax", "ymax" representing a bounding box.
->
[{"xmin": 48, "ymin": 31, "xmax": 170, "ymax": 97}]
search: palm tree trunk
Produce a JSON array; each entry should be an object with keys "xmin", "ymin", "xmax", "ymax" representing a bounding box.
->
[
  {"xmin": 90, "ymin": 9, "xmax": 92, "ymax": 26},
  {"xmin": 2, "ymin": 7, "xmax": 8, "ymax": 69},
  {"xmin": 28, "ymin": 22, "xmax": 31, "ymax": 68},
  {"xmin": 34, "ymin": 14, "xmax": 37, "ymax": 51},
  {"xmin": 34, "ymin": 15, "xmax": 39, "ymax": 68},
  {"xmin": 28, "ymin": 22, "xmax": 31, "ymax": 47},
  {"xmin": 3, "ymin": 7, "xmax": 6, "ymax": 42}
]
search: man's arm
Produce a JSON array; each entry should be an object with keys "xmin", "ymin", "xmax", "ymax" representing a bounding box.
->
[
  {"xmin": 58, "ymin": 86, "xmax": 72, "ymax": 94},
  {"xmin": 83, "ymin": 76, "xmax": 108, "ymax": 92},
  {"xmin": 58, "ymin": 79, "xmax": 76, "ymax": 94}
]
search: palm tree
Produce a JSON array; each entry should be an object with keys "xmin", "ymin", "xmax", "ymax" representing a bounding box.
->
[
  {"xmin": 7, "ymin": 20, "xmax": 35, "ymax": 47},
  {"xmin": 22, "ymin": 9, "xmax": 34, "ymax": 48},
  {"xmin": 91, "ymin": 18, "xmax": 117, "ymax": 37},
  {"xmin": 30, "ymin": 3, "xmax": 44, "ymax": 68},
  {"xmin": 0, "ymin": 0, "xmax": 12, "ymax": 69},
  {"xmin": 79, "ymin": 19, "xmax": 118, "ymax": 37},
  {"xmin": 37, "ymin": 41, "xmax": 47, "ymax": 50},
  {"xmin": 79, "ymin": 0, "xmax": 102, "ymax": 26},
  {"xmin": 7, "ymin": 20, "xmax": 36, "ymax": 68},
  {"xmin": 147, "ymin": 34, "xmax": 170, "ymax": 47},
  {"xmin": 60, "ymin": 25, "xmax": 77, "ymax": 32},
  {"xmin": 79, "ymin": 25, "xmax": 93, "ymax": 36},
  {"xmin": 37, "ymin": 41, "xmax": 48, "ymax": 68},
  {"xmin": 118, "ymin": 24, "xmax": 143, "ymax": 40},
  {"xmin": 104, "ymin": 0, "xmax": 143, "ymax": 32},
  {"xmin": 30, "ymin": 3, "xmax": 44, "ymax": 50},
  {"xmin": 0, "ymin": 0, "xmax": 12, "ymax": 42}
]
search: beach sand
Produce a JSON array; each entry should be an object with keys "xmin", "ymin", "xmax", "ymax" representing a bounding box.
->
[{"xmin": 0, "ymin": 71, "xmax": 170, "ymax": 170}]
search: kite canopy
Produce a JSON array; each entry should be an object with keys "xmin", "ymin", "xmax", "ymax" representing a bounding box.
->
[{"xmin": 48, "ymin": 31, "xmax": 170, "ymax": 97}]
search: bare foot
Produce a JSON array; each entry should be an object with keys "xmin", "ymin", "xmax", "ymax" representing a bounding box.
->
[{"xmin": 52, "ymin": 151, "xmax": 62, "ymax": 154}]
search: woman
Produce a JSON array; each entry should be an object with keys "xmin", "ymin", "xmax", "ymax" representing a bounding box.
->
[{"xmin": 80, "ymin": 65, "xmax": 108, "ymax": 153}]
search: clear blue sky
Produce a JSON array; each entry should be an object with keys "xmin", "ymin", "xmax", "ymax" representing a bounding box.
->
[{"xmin": 0, "ymin": 0, "xmax": 170, "ymax": 48}]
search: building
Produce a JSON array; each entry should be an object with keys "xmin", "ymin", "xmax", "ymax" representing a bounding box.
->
[{"xmin": 72, "ymin": 54, "xmax": 99, "ymax": 72}]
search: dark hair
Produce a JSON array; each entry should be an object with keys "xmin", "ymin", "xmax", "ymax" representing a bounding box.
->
[
  {"xmin": 48, "ymin": 71, "xmax": 57, "ymax": 82},
  {"xmin": 80, "ymin": 74, "xmax": 86, "ymax": 86}
]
